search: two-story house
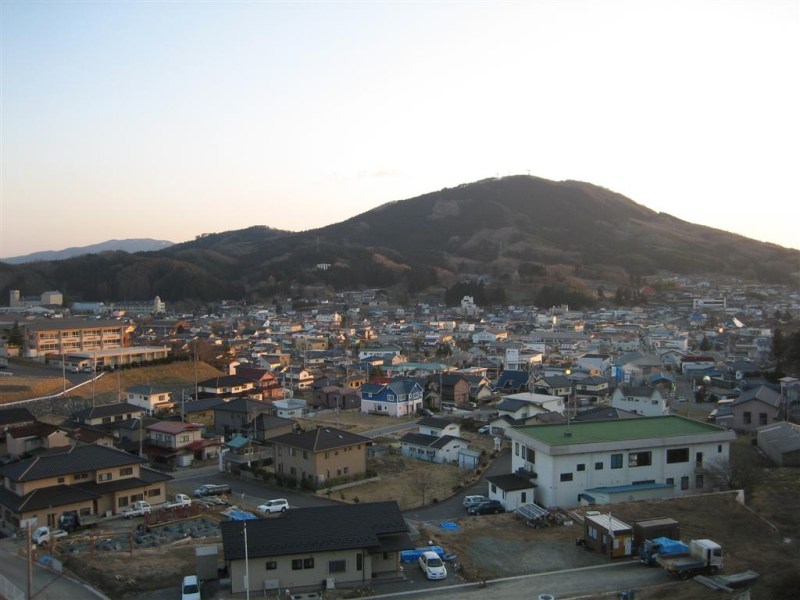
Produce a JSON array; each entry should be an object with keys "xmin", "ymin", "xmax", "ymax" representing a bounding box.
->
[
  {"xmin": 145, "ymin": 421, "xmax": 221, "ymax": 468},
  {"xmin": 399, "ymin": 417, "xmax": 469, "ymax": 465},
  {"xmin": 0, "ymin": 444, "xmax": 172, "ymax": 532},
  {"xmin": 214, "ymin": 397, "xmax": 275, "ymax": 438},
  {"xmin": 271, "ymin": 427, "xmax": 371, "ymax": 487},
  {"xmin": 0, "ymin": 407, "xmax": 36, "ymax": 455},
  {"xmin": 726, "ymin": 385, "xmax": 782, "ymax": 433},
  {"xmin": 196, "ymin": 375, "xmax": 256, "ymax": 400},
  {"xmin": 125, "ymin": 385, "xmax": 174, "ymax": 416},
  {"xmin": 359, "ymin": 379, "xmax": 424, "ymax": 417},
  {"xmin": 610, "ymin": 385, "xmax": 670, "ymax": 417}
]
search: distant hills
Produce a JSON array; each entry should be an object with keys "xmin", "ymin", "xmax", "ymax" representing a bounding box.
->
[
  {"xmin": 2, "ymin": 175, "xmax": 799, "ymax": 306},
  {"xmin": 2, "ymin": 239, "xmax": 175, "ymax": 264}
]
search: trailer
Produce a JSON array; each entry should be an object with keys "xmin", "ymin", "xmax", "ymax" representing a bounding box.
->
[{"xmin": 656, "ymin": 539, "xmax": 723, "ymax": 579}]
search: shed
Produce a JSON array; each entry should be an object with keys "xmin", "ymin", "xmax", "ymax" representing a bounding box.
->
[
  {"xmin": 583, "ymin": 513, "xmax": 633, "ymax": 558},
  {"xmin": 633, "ymin": 517, "xmax": 680, "ymax": 551},
  {"xmin": 195, "ymin": 545, "xmax": 219, "ymax": 580}
]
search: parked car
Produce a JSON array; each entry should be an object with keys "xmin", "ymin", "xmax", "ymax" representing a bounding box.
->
[
  {"xmin": 257, "ymin": 498, "xmax": 289, "ymax": 513},
  {"xmin": 194, "ymin": 483, "xmax": 231, "ymax": 497},
  {"xmin": 467, "ymin": 500, "xmax": 505, "ymax": 515},
  {"xmin": 478, "ymin": 425, "xmax": 491, "ymax": 434},
  {"xmin": 462, "ymin": 495, "xmax": 489, "ymax": 509},
  {"xmin": 418, "ymin": 550, "xmax": 447, "ymax": 580},
  {"xmin": 181, "ymin": 574, "xmax": 201, "ymax": 600},
  {"xmin": 417, "ymin": 407, "xmax": 434, "ymax": 417},
  {"xmin": 121, "ymin": 500, "xmax": 152, "ymax": 519},
  {"xmin": 32, "ymin": 526, "xmax": 68, "ymax": 545}
]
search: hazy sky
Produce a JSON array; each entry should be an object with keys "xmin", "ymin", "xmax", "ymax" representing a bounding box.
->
[{"xmin": 1, "ymin": 0, "xmax": 798, "ymax": 259}]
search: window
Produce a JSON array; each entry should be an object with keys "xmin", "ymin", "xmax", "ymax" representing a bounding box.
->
[
  {"xmin": 666, "ymin": 477, "xmax": 674, "ymax": 486},
  {"xmin": 560, "ymin": 473, "xmax": 573, "ymax": 482},
  {"xmin": 695, "ymin": 474, "xmax": 704, "ymax": 489},
  {"xmin": 292, "ymin": 559, "xmax": 303, "ymax": 570},
  {"xmin": 357, "ymin": 553, "xmax": 363, "ymax": 571},
  {"xmin": 666, "ymin": 448, "xmax": 689, "ymax": 464},
  {"xmin": 759, "ymin": 413, "xmax": 768, "ymax": 426},
  {"xmin": 525, "ymin": 447, "xmax": 536, "ymax": 463},
  {"xmin": 696, "ymin": 452, "xmax": 704, "ymax": 466},
  {"xmin": 304, "ymin": 558, "xmax": 314, "ymax": 569},
  {"xmin": 99, "ymin": 472, "xmax": 112, "ymax": 482},
  {"xmin": 120, "ymin": 467, "xmax": 134, "ymax": 476},
  {"xmin": 743, "ymin": 412, "xmax": 752, "ymax": 425},
  {"xmin": 515, "ymin": 443, "xmax": 520, "ymax": 456},
  {"xmin": 718, "ymin": 444, "xmax": 722, "ymax": 453},
  {"xmin": 148, "ymin": 489, "xmax": 160, "ymax": 497},
  {"xmin": 329, "ymin": 560, "xmax": 346, "ymax": 573},
  {"xmin": 628, "ymin": 451, "xmax": 652, "ymax": 467},
  {"xmin": 57, "ymin": 477, "xmax": 65, "ymax": 484},
  {"xmin": 610, "ymin": 454, "xmax": 623, "ymax": 469},
  {"xmin": 681, "ymin": 476, "xmax": 689, "ymax": 490},
  {"xmin": 594, "ymin": 462, "xmax": 603, "ymax": 470},
  {"xmin": 118, "ymin": 497, "xmax": 129, "ymax": 507},
  {"xmin": 577, "ymin": 464, "xmax": 586, "ymax": 472},
  {"xmin": 266, "ymin": 561, "xmax": 277, "ymax": 570}
]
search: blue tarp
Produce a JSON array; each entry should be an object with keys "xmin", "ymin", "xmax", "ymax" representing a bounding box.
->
[
  {"xmin": 651, "ymin": 537, "xmax": 689, "ymax": 555},
  {"xmin": 400, "ymin": 545, "xmax": 445, "ymax": 563},
  {"xmin": 439, "ymin": 522, "xmax": 460, "ymax": 530},
  {"xmin": 227, "ymin": 510, "xmax": 257, "ymax": 521}
]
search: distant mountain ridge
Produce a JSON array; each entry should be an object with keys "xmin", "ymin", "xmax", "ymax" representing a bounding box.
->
[
  {"xmin": 1, "ymin": 175, "xmax": 798, "ymax": 305},
  {"xmin": 2, "ymin": 239, "xmax": 175, "ymax": 264}
]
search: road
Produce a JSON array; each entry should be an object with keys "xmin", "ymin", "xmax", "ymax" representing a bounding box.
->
[{"xmin": 0, "ymin": 536, "xmax": 110, "ymax": 600}]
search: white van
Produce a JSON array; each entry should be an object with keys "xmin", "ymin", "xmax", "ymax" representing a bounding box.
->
[{"xmin": 181, "ymin": 575, "xmax": 201, "ymax": 600}]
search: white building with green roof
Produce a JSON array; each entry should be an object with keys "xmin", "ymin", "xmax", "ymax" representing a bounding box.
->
[{"xmin": 507, "ymin": 415, "xmax": 736, "ymax": 509}]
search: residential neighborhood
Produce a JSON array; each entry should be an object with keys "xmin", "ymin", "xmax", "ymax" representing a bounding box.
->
[{"xmin": 0, "ymin": 275, "xmax": 798, "ymax": 599}]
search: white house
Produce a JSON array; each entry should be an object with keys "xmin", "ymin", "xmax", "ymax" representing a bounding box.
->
[
  {"xmin": 610, "ymin": 385, "xmax": 670, "ymax": 417},
  {"xmin": 495, "ymin": 393, "xmax": 565, "ymax": 421},
  {"xmin": 272, "ymin": 397, "xmax": 307, "ymax": 418},
  {"xmin": 506, "ymin": 415, "xmax": 736, "ymax": 509},
  {"xmin": 416, "ymin": 416, "xmax": 460, "ymax": 438},
  {"xmin": 125, "ymin": 384, "xmax": 174, "ymax": 416},
  {"xmin": 399, "ymin": 432, "xmax": 467, "ymax": 464},
  {"xmin": 486, "ymin": 474, "xmax": 535, "ymax": 511}
]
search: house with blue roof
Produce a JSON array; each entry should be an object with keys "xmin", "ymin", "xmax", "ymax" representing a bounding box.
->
[{"xmin": 359, "ymin": 379, "xmax": 424, "ymax": 417}]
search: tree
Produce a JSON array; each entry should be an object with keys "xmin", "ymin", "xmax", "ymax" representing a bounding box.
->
[
  {"xmin": 412, "ymin": 469, "xmax": 436, "ymax": 505},
  {"xmin": 8, "ymin": 321, "xmax": 24, "ymax": 347}
]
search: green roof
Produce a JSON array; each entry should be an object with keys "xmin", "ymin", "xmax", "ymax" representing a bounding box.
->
[{"xmin": 513, "ymin": 416, "xmax": 729, "ymax": 446}]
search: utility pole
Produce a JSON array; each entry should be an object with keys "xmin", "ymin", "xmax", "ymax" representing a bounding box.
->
[{"xmin": 27, "ymin": 523, "xmax": 32, "ymax": 600}]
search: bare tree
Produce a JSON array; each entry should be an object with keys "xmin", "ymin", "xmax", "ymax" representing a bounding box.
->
[
  {"xmin": 703, "ymin": 455, "xmax": 764, "ymax": 496},
  {"xmin": 413, "ymin": 469, "xmax": 436, "ymax": 505}
]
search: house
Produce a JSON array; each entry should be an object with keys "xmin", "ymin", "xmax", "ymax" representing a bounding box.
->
[
  {"xmin": 494, "ymin": 370, "xmax": 531, "ymax": 394},
  {"xmin": 214, "ymin": 398, "xmax": 274, "ymax": 438},
  {"xmin": 145, "ymin": 421, "xmax": 221, "ymax": 468},
  {"xmin": 272, "ymin": 397, "xmax": 308, "ymax": 419},
  {"xmin": 0, "ymin": 407, "xmax": 36, "ymax": 455},
  {"xmin": 360, "ymin": 379, "xmax": 424, "ymax": 417},
  {"xmin": 439, "ymin": 374, "xmax": 470, "ymax": 406},
  {"xmin": 530, "ymin": 375, "xmax": 573, "ymax": 399},
  {"xmin": 5, "ymin": 423, "xmax": 69, "ymax": 457},
  {"xmin": 72, "ymin": 403, "xmax": 144, "ymax": 428},
  {"xmin": 574, "ymin": 406, "xmax": 642, "ymax": 422},
  {"xmin": 506, "ymin": 415, "xmax": 736, "ymax": 508},
  {"xmin": 495, "ymin": 393, "xmax": 565, "ymax": 421},
  {"xmin": 399, "ymin": 431, "xmax": 467, "ymax": 465},
  {"xmin": 575, "ymin": 353, "xmax": 612, "ymax": 376},
  {"xmin": 282, "ymin": 366, "xmax": 315, "ymax": 391},
  {"xmin": 234, "ymin": 365, "xmax": 285, "ymax": 400},
  {"xmin": 125, "ymin": 385, "xmax": 174, "ymax": 416},
  {"xmin": 756, "ymin": 421, "xmax": 800, "ymax": 467},
  {"xmin": 0, "ymin": 444, "xmax": 172, "ymax": 532},
  {"xmin": 416, "ymin": 416, "xmax": 460, "ymax": 438},
  {"xmin": 312, "ymin": 385, "xmax": 361, "ymax": 411},
  {"xmin": 196, "ymin": 375, "xmax": 256, "ymax": 400},
  {"xmin": 271, "ymin": 427, "xmax": 371, "ymax": 486},
  {"xmin": 486, "ymin": 473, "xmax": 535, "ymax": 511},
  {"xmin": 183, "ymin": 397, "xmax": 227, "ymax": 428},
  {"xmin": 726, "ymin": 385, "xmax": 782, "ymax": 433},
  {"xmin": 610, "ymin": 385, "xmax": 670, "ymax": 417},
  {"xmin": 248, "ymin": 413, "xmax": 296, "ymax": 443},
  {"xmin": 221, "ymin": 501, "xmax": 411, "ymax": 595}
]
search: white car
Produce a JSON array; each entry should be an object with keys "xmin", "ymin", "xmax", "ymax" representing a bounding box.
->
[
  {"xmin": 418, "ymin": 550, "xmax": 447, "ymax": 580},
  {"xmin": 257, "ymin": 498, "xmax": 289, "ymax": 513},
  {"xmin": 181, "ymin": 575, "xmax": 201, "ymax": 600},
  {"xmin": 478, "ymin": 425, "xmax": 491, "ymax": 434}
]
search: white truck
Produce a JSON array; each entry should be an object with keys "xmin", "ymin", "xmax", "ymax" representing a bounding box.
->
[
  {"xmin": 32, "ymin": 526, "xmax": 68, "ymax": 545},
  {"xmin": 121, "ymin": 501, "xmax": 152, "ymax": 519},
  {"xmin": 656, "ymin": 538, "xmax": 723, "ymax": 579},
  {"xmin": 163, "ymin": 494, "xmax": 192, "ymax": 509}
]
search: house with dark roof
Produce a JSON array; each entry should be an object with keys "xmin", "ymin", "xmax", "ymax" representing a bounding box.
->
[
  {"xmin": 494, "ymin": 370, "xmax": 531, "ymax": 394},
  {"xmin": 359, "ymin": 379, "xmax": 424, "ymax": 417},
  {"xmin": 145, "ymin": 421, "xmax": 221, "ymax": 468},
  {"xmin": 0, "ymin": 407, "xmax": 36, "ymax": 455},
  {"xmin": 725, "ymin": 385, "xmax": 782, "ymax": 433},
  {"xmin": 270, "ymin": 427, "xmax": 371, "ymax": 486},
  {"xmin": 756, "ymin": 421, "xmax": 800, "ymax": 467},
  {"xmin": 183, "ymin": 397, "xmax": 227, "ymax": 429},
  {"xmin": 486, "ymin": 473, "xmax": 535, "ymax": 511},
  {"xmin": 72, "ymin": 403, "xmax": 144, "ymax": 428},
  {"xmin": 0, "ymin": 444, "xmax": 171, "ymax": 533},
  {"xmin": 214, "ymin": 397, "xmax": 275, "ymax": 438},
  {"xmin": 221, "ymin": 501, "xmax": 412, "ymax": 595},
  {"xmin": 125, "ymin": 384, "xmax": 174, "ymax": 416},
  {"xmin": 399, "ymin": 416, "xmax": 471, "ymax": 465},
  {"xmin": 196, "ymin": 375, "xmax": 256, "ymax": 400},
  {"xmin": 6, "ymin": 422, "xmax": 69, "ymax": 457},
  {"xmin": 233, "ymin": 365, "xmax": 284, "ymax": 400}
]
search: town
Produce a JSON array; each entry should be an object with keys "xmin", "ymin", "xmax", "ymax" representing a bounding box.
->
[{"xmin": 0, "ymin": 276, "xmax": 798, "ymax": 600}]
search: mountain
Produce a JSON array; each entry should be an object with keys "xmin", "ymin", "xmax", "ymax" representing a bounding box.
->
[
  {"xmin": 2, "ymin": 239, "xmax": 176, "ymax": 264},
  {"xmin": 2, "ymin": 176, "xmax": 798, "ymax": 306}
]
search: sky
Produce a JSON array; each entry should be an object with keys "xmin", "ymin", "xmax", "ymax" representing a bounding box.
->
[{"xmin": 1, "ymin": 0, "xmax": 798, "ymax": 259}]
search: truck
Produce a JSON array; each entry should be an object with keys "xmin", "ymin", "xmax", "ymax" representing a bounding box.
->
[
  {"xmin": 654, "ymin": 538, "xmax": 723, "ymax": 579},
  {"xmin": 163, "ymin": 494, "xmax": 192, "ymax": 509},
  {"xmin": 639, "ymin": 537, "xmax": 689, "ymax": 566},
  {"xmin": 121, "ymin": 501, "xmax": 152, "ymax": 519},
  {"xmin": 31, "ymin": 526, "xmax": 69, "ymax": 546}
]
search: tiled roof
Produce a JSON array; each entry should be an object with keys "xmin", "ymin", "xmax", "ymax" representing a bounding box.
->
[
  {"xmin": 486, "ymin": 473, "xmax": 535, "ymax": 492},
  {"xmin": 73, "ymin": 403, "xmax": 142, "ymax": 420},
  {"xmin": 0, "ymin": 407, "xmax": 36, "ymax": 427},
  {"xmin": 270, "ymin": 427, "xmax": 370, "ymax": 452},
  {"xmin": 0, "ymin": 444, "xmax": 146, "ymax": 482},
  {"xmin": 221, "ymin": 501, "xmax": 408, "ymax": 560},
  {"xmin": 417, "ymin": 416, "xmax": 454, "ymax": 428}
]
